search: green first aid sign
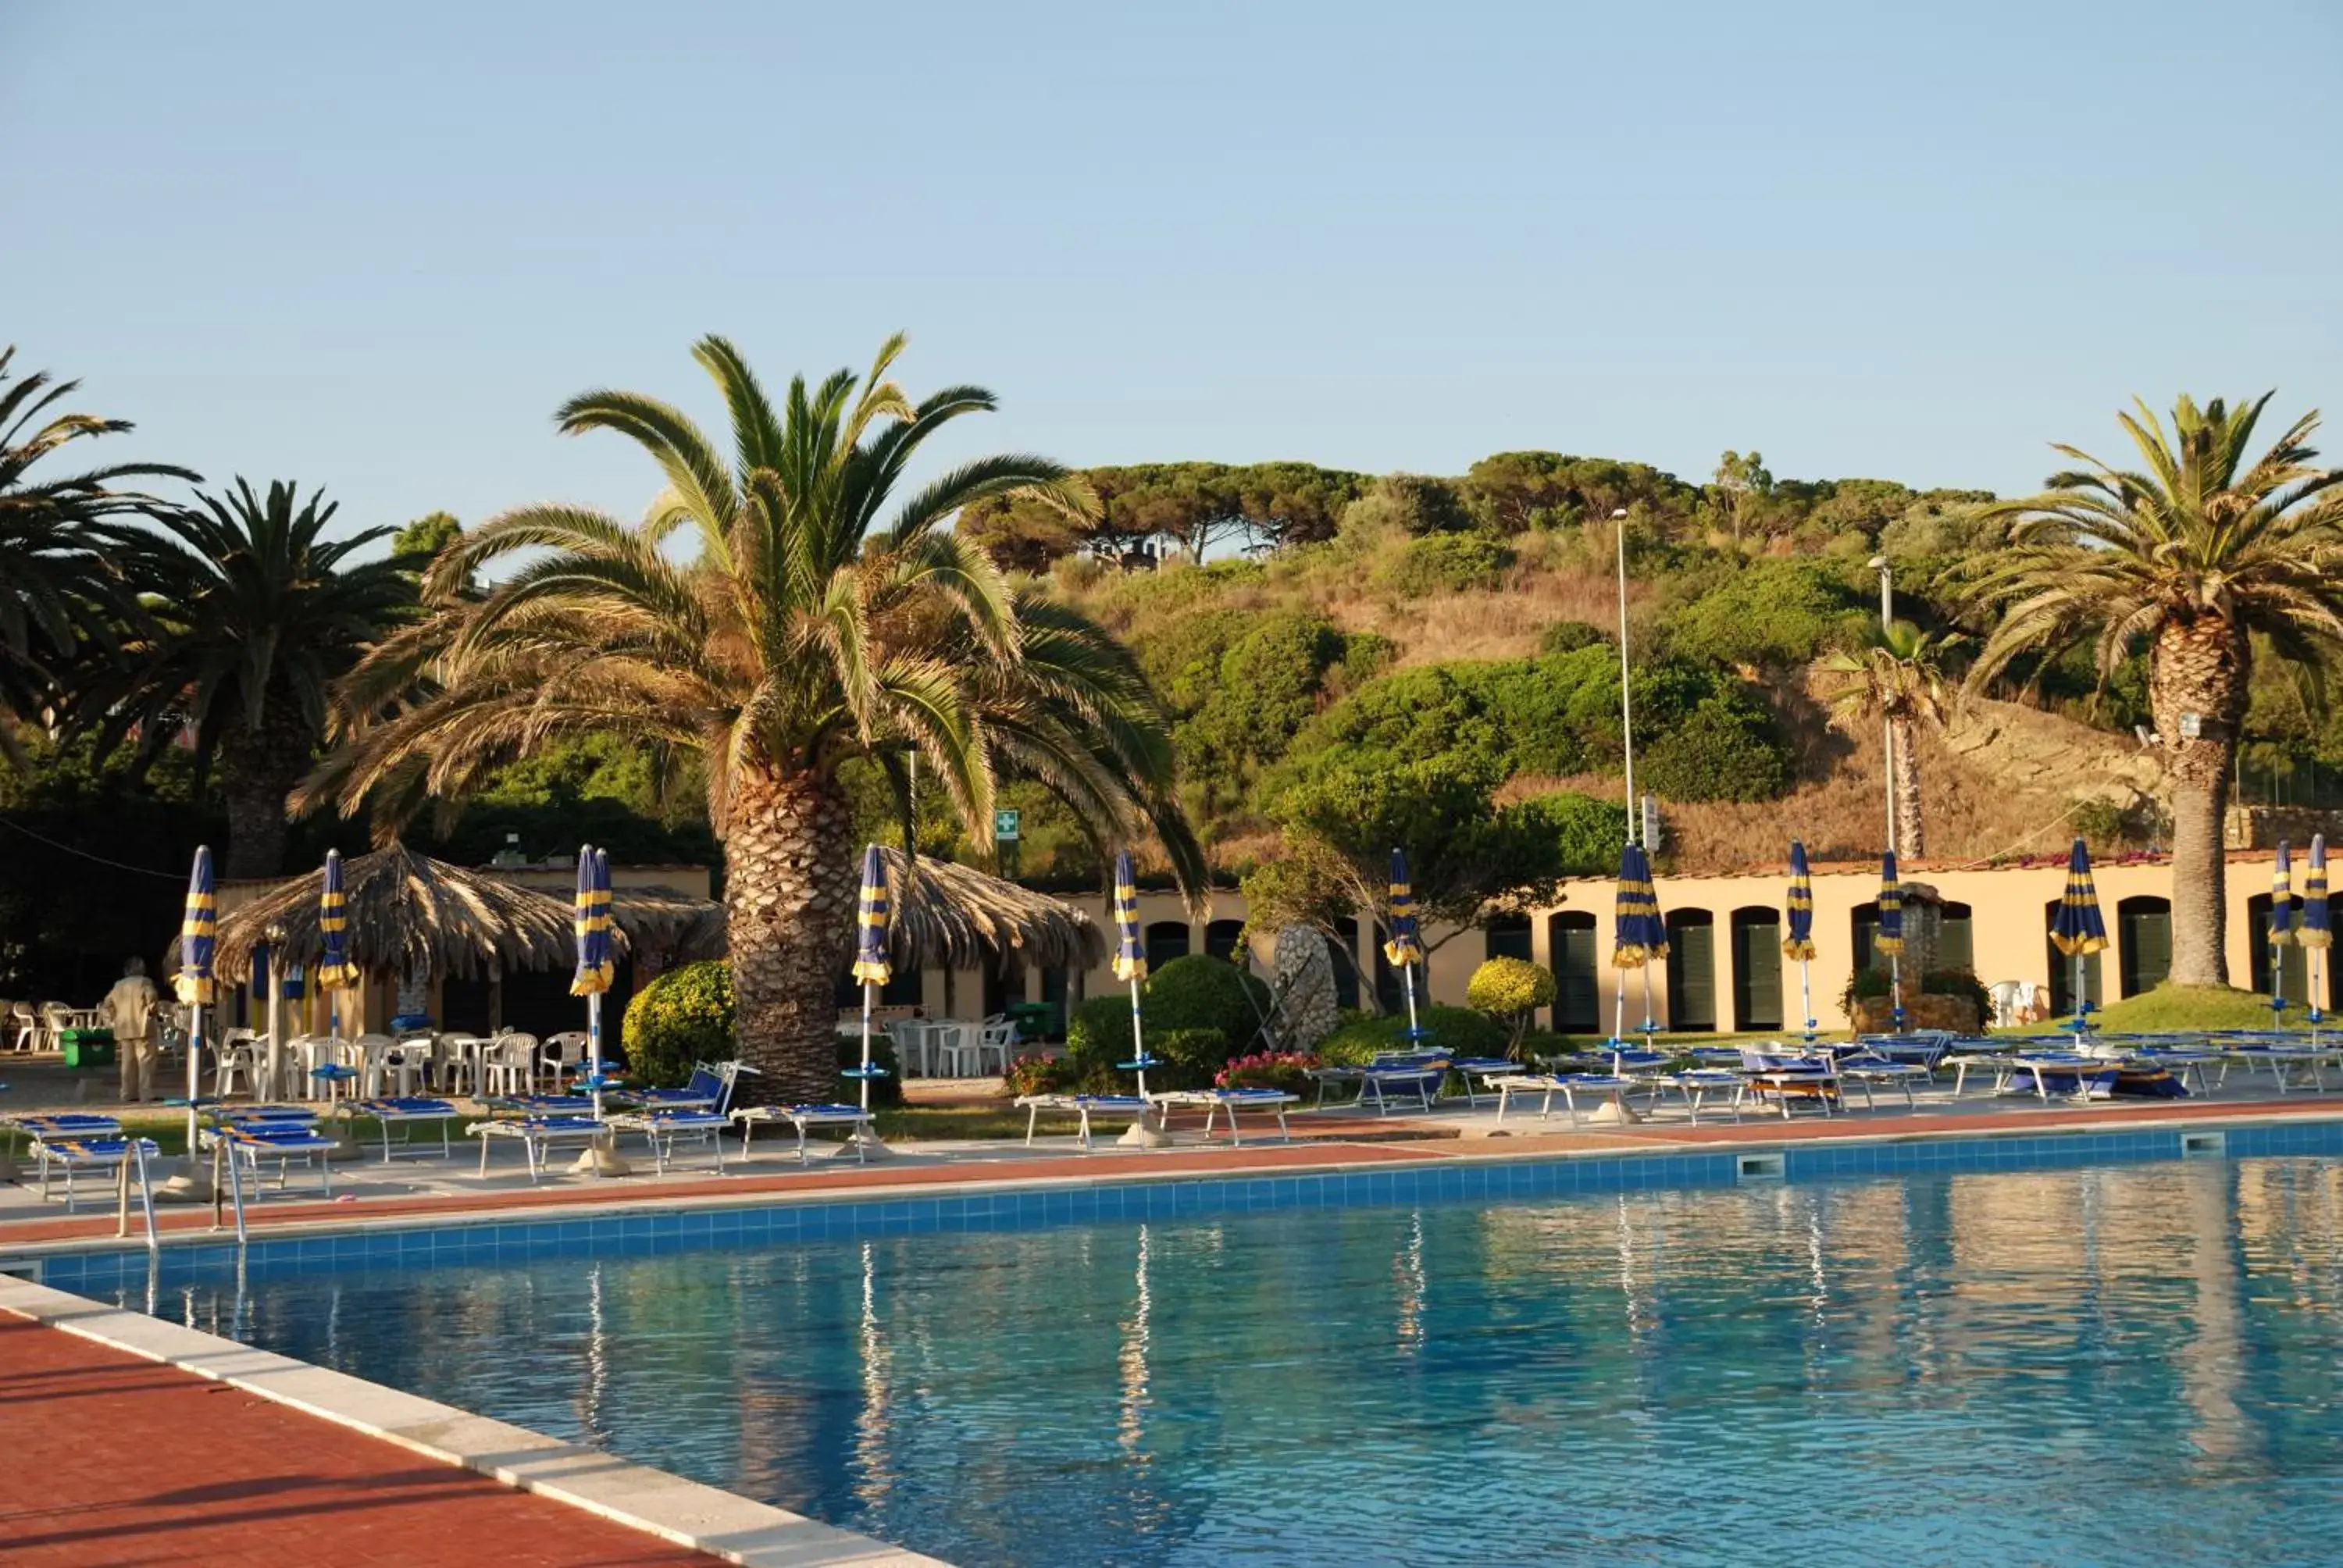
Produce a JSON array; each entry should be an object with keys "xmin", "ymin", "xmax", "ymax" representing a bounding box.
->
[{"xmin": 993, "ymin": 809, "xmax": 1022, "ymax": 842}]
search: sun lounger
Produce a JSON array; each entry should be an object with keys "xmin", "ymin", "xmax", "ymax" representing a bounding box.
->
[
  {"xmin": 1148, "ymin": 1087, "xmax": 1298, "ymax": 1146},
  {"xmin": 34, "ymin": 1137, "xmax": 163, "ymax": 1213},
  {"xmin": 1834, "ymin": 1043, "xmax": 1935, "ymax": 1110},
  {"xmin": 1012, "ymin": 1092, "xmax": 1149, "ymax": 1150},
  {"xmin": 349, "ymin": 1096, "xmax": 462, "ymax": 1161},
  {"xmin": 487, "ymin": 1093, "xmax": 597, "ymax": 1118},
  {"xmin": 731, "ymin": 1103, "xmax": 879, "ymax": 1163},
  {"xmin": 1448, "ymin": 1057, "xmax": 1525, "ymax": 1107},
  {"xmin": 1350, "ymin": 1053, "xmax": 1453, "ymax": 1113},
  {"xmin": 1491, "ymin": 1072, "xmax": 1636, "ymax": 1127},
  {"xmin": 604, "ymin": 1108, "xmax": 729, "ymax": 1174},
  {"xmin": 607, "ymin": 1061, "xmax": 752, "ymax": 1116},
  {"xmin": 5, "ymin": 1113, "xmax": 122, "ymax": 1196},
  {"xmin": 1659, "ymin": 1068, "xmax": 1747, "ymax": 1124},
  {"xmin": 206, "ymin": 1121, "xmax": 337, "ymax": 1198},
  {"xmin": 1739, "ymin": 1049, "xmax": 1842, "ymax": 1117},
  {"xmin": 2216, "ymin": 1039, "xmax": 2341, "ymax": 1093},
  {"xmin": 468, "ymin": 1114, "xmax": 609, "ymax": 1182}
]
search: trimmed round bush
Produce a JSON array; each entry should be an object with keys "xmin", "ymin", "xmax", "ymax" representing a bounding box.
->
[
  {"xmin": 622, "ymin": 960, "xmax": 733, "ymax": 1088},
  {"xmin": 1141, "ymin": 955, "xmax": 1272, "ymax": 1053},
  {"xmin": 622, "ymin": 959, "xmax": 902, "ymax": 1106},
  {"xmin": 1467, "ymin": 957, "xmax": 1557, "ymax": 1049}
]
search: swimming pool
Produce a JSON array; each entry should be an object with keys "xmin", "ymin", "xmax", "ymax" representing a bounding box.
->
[{"xmin": 66, "ymin": 1134, "xmax": 2343, "ymax": 1567}]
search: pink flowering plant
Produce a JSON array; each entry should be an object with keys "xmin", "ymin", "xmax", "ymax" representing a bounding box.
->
[
  {"xmin": 1214, "ymin": 1050, "xmax": 1318, "ymax": 1096},
  {"xmin": 1003, "ymin": 1052, "xmax": 1078, "ymax": 1097}
]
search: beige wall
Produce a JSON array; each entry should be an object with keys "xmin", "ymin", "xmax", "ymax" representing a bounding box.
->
[{"xmin": 1029, "ymin": 850, "xmax": 2323, "ymax": 1034}]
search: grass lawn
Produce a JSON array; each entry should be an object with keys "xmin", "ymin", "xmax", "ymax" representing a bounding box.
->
[
  {"xmin": 2093, "ymin": 984, "xmax": 2316, "ymax": 1034},
  {"xmin": 875, "ymin": 1105, "xmax": 1081, "ymax": 1142}
]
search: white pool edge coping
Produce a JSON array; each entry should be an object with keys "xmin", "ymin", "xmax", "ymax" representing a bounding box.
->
[{"xmin": 0, "ymin": 1274, "xmax": 950, "ymax": 1568}]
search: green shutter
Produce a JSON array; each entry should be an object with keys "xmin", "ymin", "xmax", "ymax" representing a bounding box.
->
[
  {"xmin": 1666, "ymin": 915, "xmax": 1717, "ymax": 1032},
  {"xmin": 1732, "ymin": 913, "xmax": 1783, "ymax": 1030},
  {"xmin": 2117, "ymin": 903, "xmax": 2171, "ymax": 997},
  {"xmin": 1938, "ymin": 911, "xmax": 1974, "ymax": 972},
  {"xmin": 1551, "ymin": 916, "xmax": 1600, "ymax": 1032}
]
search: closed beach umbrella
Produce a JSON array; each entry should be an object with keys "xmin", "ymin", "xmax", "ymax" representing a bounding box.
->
[
  {"xmin": 1610, "ymin": 842, "xmax": 1667, "ymax": 1046},
  {"xmin": 316, "ymin": 849, "xmax": 358, "ymax": 1035},
  {"xmin": 570, "ymin": 845, "xmax": 615, "ymax": 1113},
  {"xmin": 1382, "ymin": 848, "xmax": 1427, "ymax": 1039},
  {"xmin": 2049, "ymin": 838, "xmax": 2108, "ymax": 1029},
  {"xmin": 2304, "ymin": 836, "xmax": 2330, "ymax": 1028},
  {"xmin": 176, "ymin": 846, "xmax": 216, "ymax": 1149},
  {"xmin": 2268, "ymin": 841, "xmax": 2295, "ymax": 1012},
  {"xmin": 1783, "ymin": 840, "xmax": 1817, "ymax": 1041},
  {"xmin": 1111, "ymin": 852, "xmax": 1157, "ymax": 1098},
  {"xmin": 846, "ymin": 845, "xmax": 894, "ymax": 1132}
]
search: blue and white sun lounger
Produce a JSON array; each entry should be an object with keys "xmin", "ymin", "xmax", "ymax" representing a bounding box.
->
[
  {"xmin": 5, "ymin": 1114, "xmax": 122, "ymax": 1199},
  {"xmin": 206, "ymin": 1120, "xmax": 337, "ymax": 1198},
  {"xmin": 1014, "ymin": 1093, "xmax": 1149, "ymax": 1151},
  {"xmin": 1449, "ymin": 1057, "xmax": 1524, "ymax": 1107},
  {"xmin": 608, "ymin": 1061, "xmax": 751, "ymax": 1116},
  {"xmin": 604, "ymin": 1108, "xmax": 729, "ymax": 1174},
  {"xmin": 1149, "ymin": 1087, "xmax": 1298, "ymax": 1146},
  {"xmin": 469, "ymin": 1114, "xmax": 608, "ymax": 1182},
  {"xmin": 731, "ymin": 1103, "xmax": 879, "ymax": 1163},
  {"xmin": 350, "ymin": 1096, "xmax": 462, "ymax": 1162},
  {"xmin": 487, "ymin": 1093, "xmax": 597, "ymax": 1118},
  {"xmin": 1491, "ymin": 1073, "xmax": 1637, "ymax": 1127}
]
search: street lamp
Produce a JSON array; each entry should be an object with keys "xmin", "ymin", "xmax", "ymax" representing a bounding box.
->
[
  {"xmin": 1615, "ymin": 509, "xmax": 1635, "ymax": 840},
  {"xmin": 1868, "ymin": 555, "xmax": 1895, "ymax": 853}
]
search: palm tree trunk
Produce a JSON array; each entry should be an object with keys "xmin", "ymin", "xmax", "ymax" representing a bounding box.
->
[
  {"xmin": 724, "ymin": 766, "xmax": 858, "ymax": 1107},
  {"xmin": 1892, "ymin": 715, "xmax": 1925, "ymax": 859},
  {"xmin": 2152, "ymin": 613, "xmax": 2248, "ymax": 986},
  {"xmin": 216, "ymin": 715, "xmax": 309, "ymax": 879}
]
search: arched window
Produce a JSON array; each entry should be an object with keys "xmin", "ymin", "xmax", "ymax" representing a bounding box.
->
[
  {"xmin": 1728, "ymin": 905, "xmax": 1783, "ymax": 1031},
  {"xmin": 1548, "ymin": 911, "xmax": 1599, "ymax": 1032},
  {"xmin": 1145, "ymin": 920, "xmax": 1191, "ymax": 973},
  {"xmin": 1484, "ymin": 913, "xmax": 1533, "ymax": 963},
  {"xmin": 1664, "ymin": 908, "xmax": 1717, "ymax": 1032},
  {"xmin": 1205, "ymin": 918, "xmax": 1248, "ymax": 967},
  {"xmin": 2115, "ymin": 895, "xmax": 2171, "ymax": 997},
  {"xmin": 1938, "ymin": 901, "xmax": 1974, "ymax": 972},
  {"xmin": 2246, "ymin": 893, "xmax": 2309, "ymax": 1001}
]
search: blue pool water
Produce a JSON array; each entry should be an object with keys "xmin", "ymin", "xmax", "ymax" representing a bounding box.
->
[{"xmin": 100, "ymin": 1153, "xmax": 2343, "ymax": 1566}]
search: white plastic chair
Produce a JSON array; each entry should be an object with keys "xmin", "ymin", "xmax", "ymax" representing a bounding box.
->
[
  {"xmin": 975, "ymin": 1017, "xmax": 1018, "ymax": 1075},
  {"xmin": 4, "ymin": 1002, "xmax": 34, "ymax": 1053},
  {"xmin": 540, "ymin": 1031, "xmax": 590, "ymax": 1091},
  {"xmin": 40, "ymin": 1002, "xmax": 76, "ymax": 1052},
  {"xmin": 929, "ymin": 1021, "xmax": 976, "ymax": 1077},
  {"xmin": 483, "ymin": 1033, "xmax": 537, "ymax": 1097},
  {"xmin": 213, "ymin": 1029, "xmax": 262, "ymax": 1099}
]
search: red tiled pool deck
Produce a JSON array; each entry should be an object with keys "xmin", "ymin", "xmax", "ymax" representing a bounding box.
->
[{"xmin": 0, "ymin": 1311, "xmax": 719, "ymax": 1566}]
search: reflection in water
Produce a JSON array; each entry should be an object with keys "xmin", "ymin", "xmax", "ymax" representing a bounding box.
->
[{"xmin": 143, "ymin": 1156, "xmax": 2343, "ymax": 1568}]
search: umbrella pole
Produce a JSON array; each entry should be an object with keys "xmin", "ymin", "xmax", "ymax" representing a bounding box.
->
[
  {"xmin": 588, "ymin": 992, "xmax": 604, "ymax": 1120},
  {"xmin": 2073, "ymin": 950, "xmax": 2086, "ymax": 1037},
  {"xmin": 1128, "ymin": 978, "xmax": 1147, "ymax": 1103},
  {"xmin": 1402, "ymin": 962, "xmax": 1421, "ymax": 1041},
  {"xmin": 1799, "ymin": 957, "xmax": 1815, "ymax": 1049},
  {"xmin": 1888, "ymin": 953, "xmax": 1903, "ymax": 1036},
  {"xmin": 185, "ymin": 1002, "xmax": 202, "ymax": 1161},
  {"xmin": 1639, "ymin": 960, "xmax": 1656, "ymax": 1051}
]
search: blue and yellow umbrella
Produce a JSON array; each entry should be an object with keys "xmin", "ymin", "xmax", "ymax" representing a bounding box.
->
[
  {"xmin": 2305, "ymin": 836, "xmax": 2330, "ymax": 1028},
  {"xmin": 2271, "ymin": 841, "xmax": 2295, "ymax": 947},
  {"xmin": 1111, "ymin": 851, "xmax": 1157, "ymax": 1098},
  {"xmin": 1781, "ymin": 841, "xmax": 1817, "ymax": 961},
  {"xmin": 177, "ymin": 846, "xmax": 216, "ymax": 1147},
  {"xmin": 1874, "ymin": 850, "xmax": 1905, "ymax": 959},
  {"xmin": 2049, "ymin": 838, "xmax": 2108, "ymax": 957},
  {"xmin": 1112, "ymin": 852, "xmax": 1147, "ymax": 985},
  {"xmin": 316, "ymin": 850, "xmax": 358, "ymax": 994},
  {"xmin": 2305, "ymin": 836, "xmax": 2332, "ymax": 951},
  {"xmin": 1382, "ymin": 850, "xmax": 1425, "ymax": 968},
  {"xmin": 176, "ymin": 845, "xmax": 216, "ymax": 1008},
  {"xmin": 571, "ymin": 844, "xmax": 615, "ymax": 998},
  {"xmin": 1610, "ymin": 843, "xmax": 1667, "ymax": 968},
  {"xmin": 853, "ymin": 845, "xmax": 893, "ymax": 989}
]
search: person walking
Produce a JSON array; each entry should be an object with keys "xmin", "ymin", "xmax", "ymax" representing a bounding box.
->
[{"xmin": 100, "ymin": 957, "xmax": 162, "ymax": 1103}]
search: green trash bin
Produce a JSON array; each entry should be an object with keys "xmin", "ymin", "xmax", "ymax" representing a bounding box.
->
[
  {"xmin": 1006, "ymin": 1000, "xmax": 1061, "ymax": 1041},
  {"xmin": 59, "ymin": 1028, "xmax": 116, "ymax": 1070}
]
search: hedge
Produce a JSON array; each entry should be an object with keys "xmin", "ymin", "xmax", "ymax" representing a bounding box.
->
[{"xmin": 620, "ymin": 959, "xmax": 902, "ymax": 1106}]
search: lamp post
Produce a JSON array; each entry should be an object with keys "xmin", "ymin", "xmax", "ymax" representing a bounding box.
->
[
  {"xmin": 1868, "ymin": 554, "xmax": 1895, "ymax": 855},
  {"xmin": 1615, "ymin": 509, "xmax": 1636, "ymax": 839}
]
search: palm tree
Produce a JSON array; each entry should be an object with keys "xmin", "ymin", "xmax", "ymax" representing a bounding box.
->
[
  {"xmin": 1967, "ymin": 394, "xmax": 2343, "ymax": 985},
  {"xmin": 0, "ymin": 347, "xmax": 197, "ymax": 761},
  {"xmin": 82, "ymin": 479, "xmax": 415, "ymax": 878},
  {"xmin": 301, "ymin": 334, "xmax": 1205, "ymax": 1103},
  {"xmin": 1824, "ymin": 618, "xmax": 1959, "ymax": 858}
]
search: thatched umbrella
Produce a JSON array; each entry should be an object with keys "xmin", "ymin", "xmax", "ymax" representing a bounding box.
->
[
  {"xmin": 665, "ymin": 849, "xmax": 1103, "ymax": 976},
  {"xmin": 205, "ymin": 843, "xmax": 614, "ymax": 988},
  {"xmin": 605, "ymin": 884, "xmax": 726, "ymax": 975}
]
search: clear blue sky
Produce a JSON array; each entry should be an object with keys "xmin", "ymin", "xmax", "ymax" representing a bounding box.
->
[{"xmin": 6, "ymin": 0, "xmax": 2339, "ymax": 544}]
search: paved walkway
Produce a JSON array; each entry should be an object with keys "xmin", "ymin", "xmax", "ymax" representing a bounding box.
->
[{"xmin": 0, "ymin": 1312, "xmax": 717, "ymax": 1566}]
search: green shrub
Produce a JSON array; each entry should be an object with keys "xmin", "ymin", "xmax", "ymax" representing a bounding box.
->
[
  {"xmin": 1004, "ymin": 1051, "xmax": 1079, "ymax": 1096},
  {"xmin": 1065, "ymin": 994, "xmax": 1138, "ymax": 1078},
  {"xmin": 1317, "ymin": 1004, "xmax": 1510, "ymax": 1064},
  {"xmin": 1150, "ymin": 1028, "xmax": 1232, "ymax": 1086},
  {"xmin": 1216, "ymin": 1050, "xmax": 1318, "ymax": 1095},
  {"xmin": 621, "ymin": 960, "xmax": 733, "ymax": 1088},
  {"xmin": 1142, "ymin": 955, "xmax": 1272, "ymax": 1053},
  {"xmin": 1343, "ymin": 472, "xmax": 1474, "ymax": 536},
  {"xmin": 1539, "ymin": 619, "xmax": 1611, "ymax": 656},
  {"xmin": 1638, "ymin": 693, "xmax": 1791, "ymax": 802},
  {"xmin": 1467, "ymin": 957, "xmax": 1557, "ymax": 1049},
  {"xmin": 1375, "ymin": 533, "xmax": 1515, "ymax": 596},
  {"xmin": 1660, "ymin": 558, "xmax": 1867, "ymax": 668},
  {"xmin": 1840, "ymin": 965, "xmax": 1992, "ymax": 1028},
  {"xmin": 620, "ymin": 958, "xmax": 901, "ymax": 1105}
]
